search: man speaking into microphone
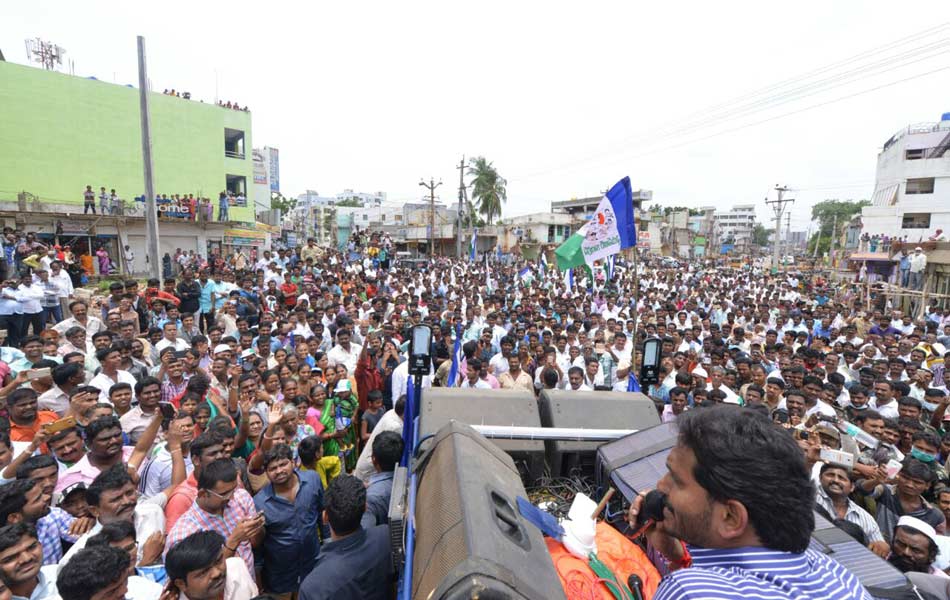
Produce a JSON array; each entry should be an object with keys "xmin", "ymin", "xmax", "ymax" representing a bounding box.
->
[{"xmin": 628, "ymin": 404, "xmax": 872, "ymax": 600}]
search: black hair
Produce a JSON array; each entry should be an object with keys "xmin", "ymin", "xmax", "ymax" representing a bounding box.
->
[
  {"xmin": 674, "ymin": 404, "xmax": 815, "ymax": 552},
  {"xmin": 197, "ymin": 458, "xmax": 237, "ymax": 491},
  {"xmin": 86, "ymin": 520, "xmax": 136, "ymax": 547},
  {"xmin": 134, "ymin": 376, "xmax": 161, "ymax": 396},
  {"xmin": 913, "ymin": 430, "xmax": 941, "ymax": 450},
  {"xmin": 902, "ymin": 457, "xmax": 936, "ymax": 483},
  {"xmin": 0, "ymin": 480, "xmax": 36, "ymax": 524},
  {"xmin": 84, "ymin": 415, "xmax": 121, "ymax": 443},
  {"xmin": 0, "ymin": 522, "xmax": 36, "ymax": 553},
  {"xmin": 86, "ymin": 463, "xmax": 133, "ymax": 507},
  {"xmin": 297, "ymin": 436, "xmax": 323, "ymax": 466},
  {"xmin": 325, "ymin": 474, "xmax": 366, "ymax": 536},
  {"xmin": 6, "ymin": 387, "xmax": 37, "ymax": 407},
  {"xmin": 372, "ymin": 431, "xmax": 404, "ymax": 473},
  {"xmin": 262, "ymin": 444, "xmax": 294, "ymax": 470},
  {"xmin": 166, "ymin": 531, "xmax": 225, "ymax": 583},
  {"xmin": 108, "ymin": 383, "xmax": 132, "ymax": 397},
  {"xmin": 52, "ymin": 362, "xmax": 83, "ymax": 386},
  {"xmin": 15, "ymin": 454, "xmax": 57, "ymax": 480},
  {"xmin": 190, "ymin": 432, "xmax": 223, "ymax": 460},
  {"xmin": 57, "ymin": 545, "xmax": 131, "ymax": 600}
]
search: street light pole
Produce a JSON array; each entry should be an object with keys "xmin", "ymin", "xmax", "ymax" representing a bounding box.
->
[{"xmin": 137, "ymin": 36, "xmax": 161, "ymax": 281}]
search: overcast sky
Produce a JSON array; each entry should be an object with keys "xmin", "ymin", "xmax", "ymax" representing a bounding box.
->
[{"xmin": 3, "ymin": 1, "xmax": 950, "ymax": 232}]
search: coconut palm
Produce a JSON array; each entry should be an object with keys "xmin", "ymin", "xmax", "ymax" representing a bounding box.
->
[{"xmin": 467, "ymin": 157, "xmax": 507, "ymax": 224}]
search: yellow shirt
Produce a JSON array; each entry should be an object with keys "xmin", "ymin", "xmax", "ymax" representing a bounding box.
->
[{"xmin": 302, "ymin": 456, "xmax": 342, "ymax": 490}]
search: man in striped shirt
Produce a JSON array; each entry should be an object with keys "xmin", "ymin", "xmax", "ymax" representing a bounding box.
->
[
  {"xmin": 165, "ymin": 459, "xmax": 263, "ymax": 579},
  {"xmin": 629, "ymin": 405, "xmax": 872, "ymax": 600}
]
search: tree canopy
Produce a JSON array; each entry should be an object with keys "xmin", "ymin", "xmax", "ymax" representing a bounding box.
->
[{"xmin": 467, "ymin": 157, "xmax": 507, "ymax": 224}]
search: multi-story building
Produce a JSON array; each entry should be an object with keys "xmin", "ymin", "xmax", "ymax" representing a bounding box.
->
[
  {"xmin": 860, "ymin": 113, "xmax": 950, "ymax": 240},
  {"xmin": 336, "ymin": 189, "xmax": 386, "ymax": 206},
  {"xmin": 714, "ymin": 204, "xmax": 756, "ymax": 251},
  {"xmin": 0, "ymin": 59, "xmax": 268, "ymax": 269}
]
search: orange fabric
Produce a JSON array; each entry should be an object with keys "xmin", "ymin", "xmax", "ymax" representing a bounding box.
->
[
  {"xmin": 10, "ymin": 411, "xmax": 59, "ymax": 444},
  {"xmin": 545, "ymin": 521, "xmax": 661, "ymax": 600}
]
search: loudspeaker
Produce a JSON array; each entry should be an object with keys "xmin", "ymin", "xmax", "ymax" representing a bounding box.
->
[
  {"xmin": 539, "ymin": 390, "xmax": 661, "ymax": 476},
  {"xmin": 411, "ymin": 421, "xmax": 566, "ymax": 600},
  {"xmin": 595, "ymin": 421, "xmax": 678, "ymax": 500},
  {"xmin": 419, "ymin": 388, "xmax": 545, "ymax": 482},
  {"xmin": 810, "ymin": 511, "xmax": 906, "ymax": 592},
  {"xmin": 597, "ymin": 423, "xmax": 909, "ymax": 594}
]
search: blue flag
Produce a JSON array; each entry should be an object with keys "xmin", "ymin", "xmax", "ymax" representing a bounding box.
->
[
  {"xmin": 518, "ymin": 266, "xmax": 531, "ymax": 279},
  {"xmin": 401, "ymin": 376, "xmax": 416, "ymax": 467},
  {"xmin": 470, "ymin": 229, "xmax": 477, "ymax": 261},
  {"xmin": 627, "ymin": 371, "xmax": 642, "ymax": 393},
  {"xmin": 606, "ymin": 254, "xmax": 614, "ymax": 283},
  {"xmin": 540, "ymin": 251, "xmax": 549, "ymax": 271},
  {"xmin": 447, "ymin": 324, "xmax": 462, "ymax": 387}
]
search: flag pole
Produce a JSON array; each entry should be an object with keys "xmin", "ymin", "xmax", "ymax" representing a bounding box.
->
[{"xmin": 631, "ymin": 243, "xmax": 640, "ymax": 376}]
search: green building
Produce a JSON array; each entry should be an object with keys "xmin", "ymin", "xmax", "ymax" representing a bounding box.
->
[
  {"xmin": 0, "ymin": 59, "xmax": 254, "ymax": 221},
  {"xmin": 0, "ymin": 59, "xmax": 270, "ymax": 272}
]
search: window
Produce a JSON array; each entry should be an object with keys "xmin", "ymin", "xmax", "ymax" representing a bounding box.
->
[
  {"xmin": 548, "ymin": 225, "xmax": 555, "ymax": 243},
  {"xmin": 362, "ymin": 214, "xmax": 368, "ymax": 221},
  {"xmin": 224, "ymin": 129, "xmax": 245, "ymax": 159},
  {"xmin": 901, "ymin": 213, "xmax": 931, "ymax": 229},
  {"xmin": 225, "ymin": 174, "xmax": 246, "ymax": 196},
  {"xmin": 906, "ymin": 177, "xmax": 935, "ymax": 194},
  {"xmin": 905, "ymin": 148, "xmax": 925, "ymax": 160},
  {"xmin": 395, "ymin": 215, "xmax": 402, "ymax": 222}
]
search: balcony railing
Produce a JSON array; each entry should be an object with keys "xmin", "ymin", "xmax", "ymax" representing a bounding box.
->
[{"xmin": 225, "ymin": 150, "xmax": 245, "ymax": 159}]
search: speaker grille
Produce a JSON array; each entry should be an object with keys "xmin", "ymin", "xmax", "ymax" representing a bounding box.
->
[{"xmin": 413, "ymin": 438, "xmax": 465, "ymax": 598}]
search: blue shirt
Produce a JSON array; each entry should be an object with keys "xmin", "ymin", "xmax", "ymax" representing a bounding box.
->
[
  {"xmin": 198, "ymin": 280, "xmax": 220, "ymax": 313},
  {"xmin": 653, "ymin": 546, "xmax": 871, "ymax": 600},
  {"xmin": 298, "ymin": 525, "xmax": 392, "ymax": 600},
  {"xmin": 360, "ymin": 471, "xmax": 394, "ymax": 529},
  {"xmin": 37, "ymin": 507, "xmax": 77, "ymax": 564},
  {"xmin": 253, "ymin": 470, "xmax": 324, "ymax": 594}
]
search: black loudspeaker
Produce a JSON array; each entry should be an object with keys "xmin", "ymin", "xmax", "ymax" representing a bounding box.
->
[
  {"xmin": 539, "ymin": 390, "xmax": 661, "ymax": 476},
  {"xmin": 419, "ymin": 388, "xmax": 545, "ymax": 482},
  {"xmin": 411, "ymin": 421, "xmax": 566, "ymax": 600},
  {"xmin": 596, "ymin": 421, "xmax": 678, "ymax": 499},
  {"xmin": 597, "ymin": 423, "xmax": 909, "ymax": 594}
]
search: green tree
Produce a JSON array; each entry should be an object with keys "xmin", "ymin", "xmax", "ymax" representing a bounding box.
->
[
  {"xmin": 807, "ymin": 199, "xmax": 869, "ymax": 256},
  {"xmin": 335, "ymin": 198, "xmax": 362, "ymax": 207},
  {"xmin": 270, "ymin": 192, "xmax": 297, "ymax": 216},
  {"xmin": 752, "ymin": 224, "xmax": 773, "ymax": 247},
  {"xmin": 467, "ymin": 157, "xmax": 507, "ymax": 224}
]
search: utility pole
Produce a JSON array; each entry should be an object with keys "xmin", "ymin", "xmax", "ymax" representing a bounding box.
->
[
  {"xmin": 419, "ymin": 177, "xmax": 442, "ymax": 256},
  {"xmin": 828, "ymin": 212, "xmax": 838, "ymax": 267},
  {"xmin": 785, "ymin": 212, "xmax": 792, "ymax": 259},
  {"xmin": 456, "ymin": 157, "xmax": 467, "ymax": 258},
  {"xmin": 765, "ymin": 185, "xmax": 794, "ymax": 270},
  {"xmin": 137, "ymin": 36, "xmax": 161, "ymax": 281}
]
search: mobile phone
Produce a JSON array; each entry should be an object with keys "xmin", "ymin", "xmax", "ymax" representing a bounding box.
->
[
  {"xmin": 820, "ymin": 448, "xmax": 855, "ymax": 470},
  {"xmin": 43, "ymin": 416, "xmax": 77, "ymax": 435},
  {"xmin": 771, "ymin": 409, "xmax": 789, "ymax": 424},
  {"xmin": 793, "ymin": 429, "xmax": 810, "ymax": 441},
  {"xmin": 885, "ymin": 458, "xmax": 903, "ymax": 479},
  {"xmin": 28, "ymin": 368, "xmax": 51, "ymax": 380},
  {"xmin": 159, "ymin": 402, "xmax": 177, "ymax": 420}
]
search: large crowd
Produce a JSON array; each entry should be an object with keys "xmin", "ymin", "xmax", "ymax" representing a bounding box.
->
[{"xmin": 0, "ymin": 224, "xmax": 944, "ymax": 599}]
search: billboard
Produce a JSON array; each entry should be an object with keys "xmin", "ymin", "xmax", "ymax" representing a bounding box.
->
[
  {"xmin": 252, "ymin": 149, "xmax": 267, "ymax": 185},
  {"xmin": 267, "ymin": 147, "xmax": 280, "ymax": 193}
]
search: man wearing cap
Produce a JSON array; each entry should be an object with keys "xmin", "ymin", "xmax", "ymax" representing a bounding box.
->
[
  {"xmin": 910, "ymin": 247, "xmax": 928, "ymax": 290},
  {"xmin": 888, "ymin": 516, "xmax": 947, "ymax": 579}
]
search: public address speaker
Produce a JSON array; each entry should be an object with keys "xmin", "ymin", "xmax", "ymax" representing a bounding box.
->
[{"xmin": 411, "ymin": 421, "xmax": 566, "ymax": 600}]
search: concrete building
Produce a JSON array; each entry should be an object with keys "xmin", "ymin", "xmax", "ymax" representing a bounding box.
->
[
  {"xmin": 336, "ymin": 189, "xmax": 386, "ymax": 206},
  {"xmin": 551, "ymin": 189, "xmax": 652, "ymax": 219},
  {"xmin": 496, "ymin": 212, "xmax": 577, "ymax": 250},
  {"xmin": 860, "ymin": 113, "xmax": 950, "ymax": 242},
  {"xmin": 0, "ymin": 58, "xmax": 272, "ymax": 271},
  {"xmin": 714, "ymin": 204, "xmax": 756, "ymax": 251}
]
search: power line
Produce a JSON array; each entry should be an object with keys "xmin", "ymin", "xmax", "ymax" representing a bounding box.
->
[{"xmin": 511, "ymin": 24, "xmax": 950, "ymax": 181}]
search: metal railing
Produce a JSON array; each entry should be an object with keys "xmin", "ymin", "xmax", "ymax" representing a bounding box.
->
[{"xmin": 224, "ymin": 150, "xmax": 245, "ymax": 159}]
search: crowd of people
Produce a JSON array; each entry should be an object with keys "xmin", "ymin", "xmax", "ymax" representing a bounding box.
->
[{"xmin": 0, "ymin": 223, "xmax": 945, "ymax": 598}]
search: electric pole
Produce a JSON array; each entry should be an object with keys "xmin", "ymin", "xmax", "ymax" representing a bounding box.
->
[
  {"xmin": 785, "ymin": 212, "xmax": 792, "ymax": 258},
  {"xmin": 765, "ymin": 185, "xmax": 794, "ymax": 270},
  {"xmin": 828, "ymin": 212, "xmax": 838, "ymax": 266},
  {"xmin": 456, "ymin": 157, "xmax": 467, "ymax": 258},
  {"xmin": 137, "ymin": 36, "xmax": 161, "ymax": 281},
  {"xmin": 419, "ymin": 177, "xmax": 442, "ymax": 256}
]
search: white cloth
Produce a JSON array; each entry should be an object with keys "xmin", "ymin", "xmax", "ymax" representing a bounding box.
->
[
  {"xmin": 89, "ymin": 370, "xmax": 138, "ymax": 404},
  {"xmin": 355, "ymin": 409, "xmax": 404, "ymax": 483}
]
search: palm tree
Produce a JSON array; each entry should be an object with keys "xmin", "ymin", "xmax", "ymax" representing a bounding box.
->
[{"xmin": 467, "ymin": 157, "xmax": 507, "ymax": 224}]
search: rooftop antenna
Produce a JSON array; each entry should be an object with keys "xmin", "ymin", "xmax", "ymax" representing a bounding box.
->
[{"xmin": 25, "ymin": 38, "xmax": 66, "ymax": 71}]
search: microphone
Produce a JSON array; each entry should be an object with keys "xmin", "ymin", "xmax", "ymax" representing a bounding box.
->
[
  {"xmin": 629, "ymin": 490, "xmax": 667, "ymax": 539},
  {"xmin": 626, "ymin": 574, "xmax": 644, "ymax": 600}
]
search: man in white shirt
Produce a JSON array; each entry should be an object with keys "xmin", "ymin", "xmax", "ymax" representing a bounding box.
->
[
  {"xmin": 89, "ymin": 346, "xmax": 138, "ymax": 404},
  {"xmin": 910, "ymin": 247, "xmax": 928, "ymax": 290},
  {"xmin": 326, "ymin": 329, "xmax": 362, "ymax": 373},
  {"xmin": 459, "ymin": 359, "xmax": 492, "ymax": 389},
  {"xmin": 54, "ymin": 300, "xmax": 106, "ymax": 348},
  {"xmin": 155, "ymin": 322, "xmax": 190, "ymax": 354},
  {"xmin": 16, "ymin": 274, "xmax": 45, "ymax": 338},
  {"xmin": 166, "ymin": 531, "xmax": 258, "ymax": 600}
]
